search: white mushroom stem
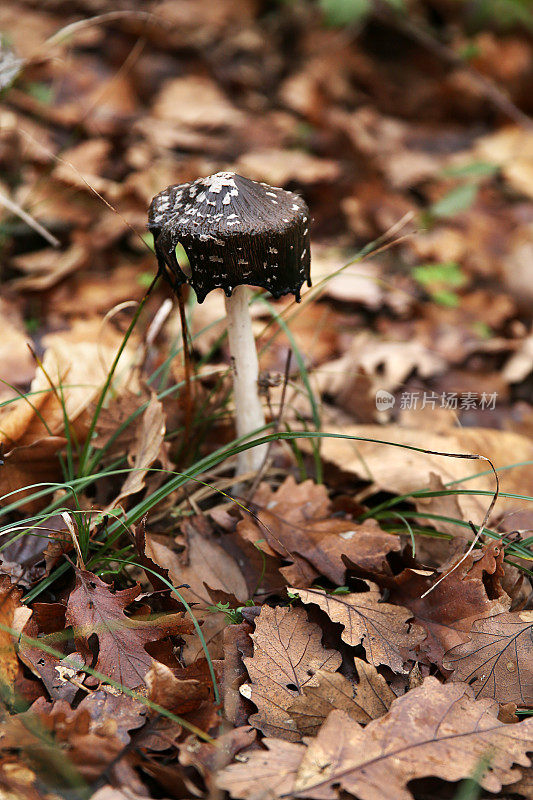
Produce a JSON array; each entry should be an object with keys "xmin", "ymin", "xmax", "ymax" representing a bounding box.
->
[{"xmin": 224, "ymin": 285, "xmax": 267, "ymax": 475}]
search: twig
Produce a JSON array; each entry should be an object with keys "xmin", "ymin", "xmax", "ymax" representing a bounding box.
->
[{"xmin": 0, "ymin": 189, "xmax": 59, "ymax": 247}]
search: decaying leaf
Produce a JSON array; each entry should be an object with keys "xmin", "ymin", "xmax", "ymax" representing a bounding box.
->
[
  {"xmin": 290, "ymin": 584, "xmax": 425, "ymax": 673},
  {"xmin": 219, "ymin": 678, "xmax": 533, "ymax": 800},
  {"xmin": 240, "ymin": 604, "xmax": 341, "ymax": 740},
  {"xmin": 443, "ymin": 610, "xmax": 533, "ymax": 707},
  {"xmin": 287, "ymin": 657, "xmax": 395, "ymax": 736},
  {"xmin": 146, "ymin": 516, "xmax": 249, "ymax": 606},
  {"xmin": 317, "ymin": 424, "xmax": 533, "ymax": 530},
  {"xmin": 0, "ymin": 576, "xmax": 31, "ymax": 703},
  {"xmin": 238, "ymin": 476, "xmax": 400, "ymax": 586},
  {"xmin": 111, "ymin": 393, "xmax": 170, "ymax": 508},
  {"xmin": 66, "ymin": 570, "xmax": 191, "ymax": 689},
  {"xmin": 391, "ymin": 539, "xmax": 511, "ymax": 665}
]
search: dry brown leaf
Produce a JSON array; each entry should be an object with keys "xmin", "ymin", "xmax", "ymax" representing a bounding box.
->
[
  {"xmin": 111, "ymin": 393, "xmax": 170, "ymax": 508},
  {"xmin": 475, "ymin": 125, "xmax": 533, "ymax": 200},
  {"xmin": 317, "ymin": 424, "xmax": 533, "ymax": 529},
  {"xmin": 153, "ymin": 76, "xmax": 243, "ymax": 129},
  {"xmin": 239, "ymin": 476, "xmax": 399, "ymax": 586},
  {"xmin": 0, "ymin": 697, "xmax": 124, "ymax": 783},
  {"xmin": 290, "ymin": 584, "xmax": 425, "ymax": 673},
  {"xmin": 443, "ymin": 610, "xmax": 533, "ymax": 707},
  {"xmin": 219, "ymin": 678, "xmax": 533, "ymax": 800},
  {"xmin": 240, "ymin": 604, "xmax": 341, "ymax": 741},
  {"xmin": 146, "ymin": 516, "xmax": 249, "ymax": 607},
  {"xmin": 145, "ymin": 659, "xmax": 210, "ymax": 714},
  {"xmin": 66, "ymin": 570, "xmax": 191, "ymax": 689},
  {"xmin": 287, "ymin": 657, "xmax": 395, "ymax": 736},
  {"xmin": 218, "ymin": 737, "xmax": 305, "ymax": 800},
  {"xmin": 0, "ymin": 577, "xmax": 31, "ymax": 703},
  {"xmin": 0, "ymin": 304, "xmax": 35, "ymax": 387},
  {"xmin": 10, "ymin": 242, "xmax": 88, "ymax": 291},
  {"xmin": 236, "ymin": 148, "xmax": 340, "ymax": 186},
  {"xmin": 391, "ymin": 539, "xmax": 511, "ymax": 665}
]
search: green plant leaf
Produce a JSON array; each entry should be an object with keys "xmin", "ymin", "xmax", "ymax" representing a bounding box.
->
[
  {"xmin": 430, "ymin": 183, "xmax": 478, "ymax": 219},
  {"xmin": 320, "ymin": 0, "xmax": 371, "ymax": 26}
]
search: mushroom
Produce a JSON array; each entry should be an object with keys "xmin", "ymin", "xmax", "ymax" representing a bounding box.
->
[{"xmin": 148, "ymin": 171, "xmax": 311, "ymax": 475}]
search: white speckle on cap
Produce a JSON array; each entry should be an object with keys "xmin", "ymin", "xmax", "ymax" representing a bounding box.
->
[
  {"xmin": 238, "ymin": 259, "xmax": 249, "ymax": 265},
  {"xmin": 268, "ymin": 247, "xmax": 278, "ymax": 254},
  {"xmin": 209, "ymin": 255, "xmax": 224, "ymax": 263},
  {"xmin": 266, "ymin": 191, "xmax": 277, "ymax": 198},
  {"xmin": 283, "ymin": 218, "xmax": 290, "ymax": 223},
  {"xmin": 196, "ymin": 192, "xmax": 206, "ymax": 203},
  {"xmin": 292, "ymin": 204, "xmax": 300, "ymax": 211}
]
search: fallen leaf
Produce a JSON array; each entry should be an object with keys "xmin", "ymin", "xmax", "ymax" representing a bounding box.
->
[
  {"xmin": 290, "ymin": 583, "xmax": 426, "ymax": 673},
  {"xmin": 391, "ymin": 539, "xmax": 511, "ymax": 664},
  {"xmin": 219, "ymin": 678, "xmax": 533, "ymax": 800},
  {"xmin": 218, "ymin": 737, "xmax": 305, "ymax": 800},
  {"xmin": 66, "ymin": 570, "xmax": 191, "ymax": 689},
  {"xmin": 145, "ymin": 659, "xmax": 210, "ymax": 714},
  {"xmin": 443, "ymin": 610, "xmax": 533, "ymax": 707},
  {"xmin": 287, "ymin": 657, "xmax": 395, "ymax": 736},
  {"xmin": 146, "ymin": 516, "xmax": 249, "ymax": 606},
  {"xmin": 239, "ymin": 476, "xmax": 399, "ymax": 586},
  {"xmin": 240, "ymin": 604, "xmax": 341, "ymax": 740},
  {"xmin": 0, "ymin": 576, "xmax": 32, "ymax": 704},
  {"xmin": 111, "ymin": 393, "xmax": 170, "ymax": 508},
  {"xmin": 317, "ymin": 424, "xmax": 533, "ymax": 530}
]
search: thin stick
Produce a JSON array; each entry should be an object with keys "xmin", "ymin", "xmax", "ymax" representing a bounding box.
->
[{"xmin": 0, "ymin": 189, "xmax": 59, "ymax": 247}]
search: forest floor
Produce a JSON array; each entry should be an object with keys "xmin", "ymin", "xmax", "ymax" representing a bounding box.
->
[{"xmin": 0, "ymin": 2, "xmax": 532, "ymax": 799}]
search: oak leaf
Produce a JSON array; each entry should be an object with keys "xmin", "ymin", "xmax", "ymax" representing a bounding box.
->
[
  {"xmin": 146, "ymin": 516, "xmax": 249, "ymax": 606},
  {"xmin": 443, "ymin": 610, "xmax": 533, "ymax": 706},
  {"xmin": 240, "ymin": 605, "xmax": 341, "ymax": 740},
  {"xmin": 219, "ymin": 678, "xmax": 533, "ymax": 800},
  {"xmin": 290, "ymin": 584, "xmax": 425, "ymax": 673},
  {"xmin": 287, "ymin": 657, "xmax": 395, "ymax": 736},
  {"xmin": 391, "ymin": 539, "xmax": 511, "ymax": 665},
  {"xmin": 238, "ymin": 477, "xmax": 399, "ymax": 586},
  {"xmin": 66, "ymin": 570, "xmax": 191, "ymax": 689},
  {"xmin": 218, "ymin": 738, "xmax": 305, "ymax": 800}
]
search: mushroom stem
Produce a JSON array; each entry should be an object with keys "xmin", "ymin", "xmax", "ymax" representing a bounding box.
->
[{"xmin": 224, "ymin": 285, "xmax": 267, "ymax": 475}]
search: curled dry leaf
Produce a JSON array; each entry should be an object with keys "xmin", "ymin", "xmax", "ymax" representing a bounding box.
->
[
  {"xmin": 66, "ymin": 570, "xmax": 191, "ymax": 689},
  {"xmin": 391, "ymin": 538, "xmax": 511, "ymax": 665},
  {"xmin": 239, "ymin": 476, "xmax": 399, "ymax": 586},
  {"xmin": 240, "ymin": 605, "xmax": 342, "ymax": 741},
  {"xmin": 145, "ymin": 659, "xmax": 210, "ymax": 715},
  {"xmin": 317, "ymin": 424, "xmax": 533, "ymax": 529},
  {"xmin": 443, "ymin": 610, "xmax": 533, "ymax": 707},
  {"xmin": 287, "ymin": 657, "xmax": 395, "ymax": 736},
  {"xmin": 0, "ymin": 576, "xmax": 32, "ymax": 702},
  {"xmin": 290, "ymin": 583, "xmax": 425, "ymax": 673},
  {"xmin": 110, "ymin": 393, "xmax": 171, "ymax": 509},
  {"xmin": 219, "ymin": 678, "xmax": 533, "ymax": 800},
  {"xmin": 146, "ymin": 520, "xmax": 249, "ymax": 609}
]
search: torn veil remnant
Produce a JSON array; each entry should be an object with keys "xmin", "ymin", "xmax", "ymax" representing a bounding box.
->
[{"xmin": 148, "ymin": 171, "xmax": 311, "ymax": 477}]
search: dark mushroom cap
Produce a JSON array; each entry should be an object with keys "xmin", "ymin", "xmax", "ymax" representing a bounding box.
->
[{"xmin": 148, "ymin": 171, "xmax": 311, "ymax": 303}]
